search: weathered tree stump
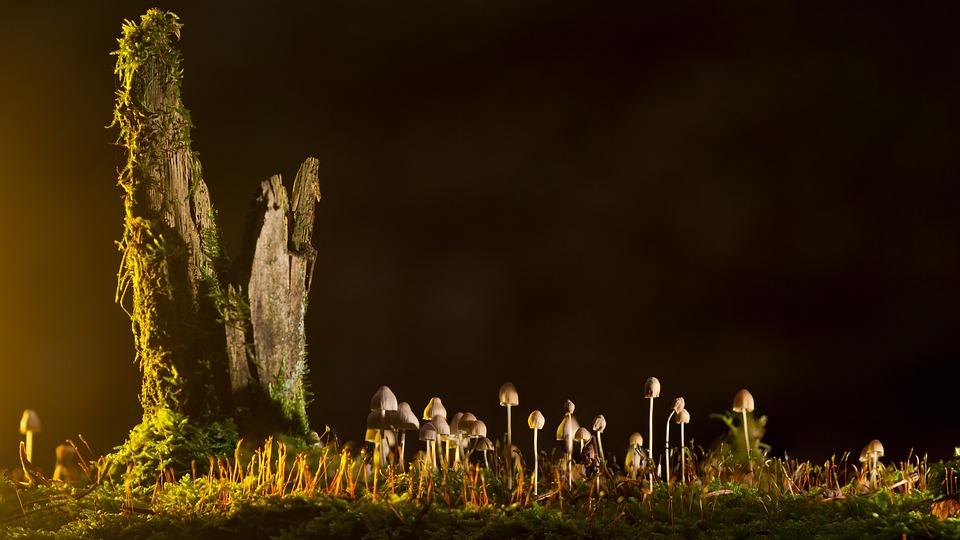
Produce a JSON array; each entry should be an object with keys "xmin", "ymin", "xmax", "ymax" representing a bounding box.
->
[{"xmin": 111, "ymin": 10, "xmax": 319, "ymax": 472}]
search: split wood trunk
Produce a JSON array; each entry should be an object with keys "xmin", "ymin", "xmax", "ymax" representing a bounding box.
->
[{"xmin": 114, "ymin": 10, "xmax": 318, "ymax": 437}]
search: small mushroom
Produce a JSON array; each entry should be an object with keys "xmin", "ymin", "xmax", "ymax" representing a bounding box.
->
[
  {"xmin": 53, "ymin": 443, "xmax": 83, "ymax": 484},
  {"xmin": 498, "ymin": 382, "xmax": 519, "ymax": 488},
  {"xmin": 625, "ymin": 432, "xmax": 644, "ymax": 480},
  {"xmin": 664, "ymin": 397, "xmax": 684, "ymax": 480},
  {"xmin": 432, "ymin": 415, "xmax": 451, "ymax": 469},
  {"xmin": 860, "ymin": 439, "xmax": 885, "ymax": 487},
  {"xmin": 465, "ymin": 419, "xmax": 487, "ymax": 464},
  {"xmin": 557, "ymin": 401, "xmax": 578, "ymax": 488},
  {"xmin": 591, "ymin": 414, "xmax": 607, "ymax": 465},
  {"xmin": 676, "ymin": 408, "xmax": 690, "ymax": 483},
  {"xmin": 732, "ymin": 389, "xmax": 755, "ymax": 473},
  {"xmin": 20, "ymin": 410, "xmax": 41, "ymax": 464},
  {"xmin": 370, "ymin": 386, "xmax": 398, "ymax": 492},
  {"xmin": 419, "ymin": 422, "xmax": 438, "ymax": 471},
  {"xmin": 574, "ymin": 426, "xmax": 592, "ymax": 455},
  {"xmin": 528, "ymin": 410, "xmax": 545, "ymax": 495},
  {"xmin": 393, "ymin": 402, "xmax": 420, "ymax": 471},
  {"xmin": 643, "ymin": 378, "xmax": 660, "ymax": 482},
  {"xmin": 476, "ymin": 437, "xmax": 495, "ymax": 469},
  {"xmin": 423, "ymin": 397, "xmax": 447, "ymax": 421}
]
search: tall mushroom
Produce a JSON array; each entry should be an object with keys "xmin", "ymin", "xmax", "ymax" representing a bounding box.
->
[
  {"xmin": 393, "ymin": 402, "xmax": 420, "ymax": 472},
  {"xmin": 625, "ymin": 432, "xmax": 644, "ymax": 480},
  {"xmin": 861, "ymin": 439, "xmax": 884, "ymax": 487},
  {"xmin": 419, "ymin": 421, "xmax": 437, "ymax": 471},
  {"xmin": 19, "ymin": 410, "xmax": 41, "ymax": 464},
  {"xmin": 370, "ymin": 386, "xmax": 398, "ymax": 491},
  {"xmin": 591, "ymin": 414, "xmax": 607, "ymax": 465},
  {"xmin": 528, "ymin": 409, "xmax": 545, "ymax": 495},
  {"xmin": 732, "ymin": 388, "xmax": 755, "ymax": 473},
  {"xmin": 557, "ymin": 400, "xmax": 578, "ymax": 489},
  {"xmin": 498, "ymin": 382, "xmax": 519, "ymax": 488},
  {"xmin": 676, "ymin": 408, "xmax": 690, "ymax": 483},
  {"xmin": 664, "ymin": 397, "xmax": 684, "ymax": 481},
  {"xmin": 643, "ymin": 377, "xmax": 660, "ymax": 481},
  {"xmin": 432, "ymin": 415, "xmax": 451, "ymax": 469}
]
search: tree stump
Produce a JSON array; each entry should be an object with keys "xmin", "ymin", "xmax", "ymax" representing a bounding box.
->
[{"xmin": 111, "ymin": 10, "xmax": 320, "ymax": 471}]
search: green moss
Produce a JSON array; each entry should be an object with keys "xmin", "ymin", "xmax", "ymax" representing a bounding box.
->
[{"xmin": 106, "ymin": 408, "xmax": 239, "ymax": 487}]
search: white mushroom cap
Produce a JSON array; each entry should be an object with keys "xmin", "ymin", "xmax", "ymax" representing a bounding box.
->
[
  {"xmin": 419, "ymin": 422, "xmax": 437, "ymax": 441},
  {"xmin": 732, "ymin": 389, "xmax": 755, "ymax": 413},
  {"xmin": 476, "ymin": 437, "xmax": 495, "ymax": 452},
  {"xmin": 423, "ymin": 397, "xmax": 446, "ymax": 420},
  {"xmin": 432, "ymin": 415, "xmax": 450, "ymax": 436},
  {"xmin": 562, "ymin": 399, "xmax": 575, "ymax": 415},
  {"xmin": 557, "ymin": 415, "xmax": 577, "ymax": 441},
  {"xmin": 866, "ymin": 439, "xmax": 884, "ymax": 458},
  {"xmin": 644, "ymin": 377, "xmax": 661, "ymax": 398},
  {"xmin": 458, "ymin": 412, "xmax": 478, "ymax": 434},
  {"xmin": 528, "ymin": 410, "xmax": 545, "ymax": 430},
  {"xmin": 20, "ymin": 410, "xmax": 41, "ymax": 434},
  {"xmin": 574, "ymin": 426, "xmax": 592, "ymax": 442},
  {"xmin": 468, "ymin": 420, "xmax": 487, "ymax": 439},
  {"xmin": 676, "ymin": 409, "xmax": 690, "ymax": 424},
  {"xmin": 394, "ymin": 402, "xmax": 420, "ymax": 431},
  {"xmin": 670, "ymin": 397, "xmax": 685, "ymax": 414},
  {"xmin": 628, "ymin": 432, "xmax": 644, "ymax": 448},
  {"xmin": 370, "ymin": 386, "xmax": 398, "ymax": 412},
  {"xmin": 499, "ymin": 382, "xmax": 519, "ymax": 407},
  {"xmin": 592, "ymin": 414, "xmax": 606, "ymax": 432}
]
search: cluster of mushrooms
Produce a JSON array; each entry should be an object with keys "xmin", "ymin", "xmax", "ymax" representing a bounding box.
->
[{"xmin": 364, "ymin": 381, "xmax": 887, "ymax": 492}]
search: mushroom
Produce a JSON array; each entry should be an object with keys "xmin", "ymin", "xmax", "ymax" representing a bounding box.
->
[
  {"xmin": 53, "ymin": 443, "xmax": 83, "ymax": 484},
  {"xmin": 732, "ymin": 389, "xmax": 755, "ymax": 473},
  {"xmin": 860, "ymin": 439, "xmax": 885, "ymax": 487},
  {"xmin": 591, "ymin": 415, "xmax": 607, "ymax": 465},
  {"xmin": 498, "ymin": 382, "xmax": 519, "ymax": 488},
  {"xmin": 465, "ymin": 419, "xmax": 487, "ymax": 464},
  {"xmin": 528, "ymin": 410, "xmax": 545, "ymax": 495},
  {"xmin": 675, "ymin": 408, "xmax": 690, "ymax": 483},
  {"xmin": 423, "ymin": 397, "xmax": 447, "ymax": 422},
  {"xmin": 432, "ymin": 415, "xmax": 451, "ymax": 469},
  {"xmin": 557, "ymin": 400, "xmax": 578, "ymax": 489},
  {"xmin": 664, "ymin": 397, "xmax": 684, "ymax": 480},
  {"xmin": 625, "ymin": 432, "xmax": 644, "ymax": 480},
  {"xmin": 370, "ymin": 386, "xmax": 398, "ymax": 491},
  {"xmin": 476, "ymin": 437, "xmax": 495, "ymax": 469},
  {"xmin": 393, "ymin": 402, "xmax": 420, "ymax": 472},
  {"xmin": 419, "ymin": 422, "xmax": 438, "ymax": 471},
  {"xmin": 574, "ymin": 426, "xmax": 592, "ymax": 455},
  {"xmin": 20, "ymin": 410, "xmax": 41, "ymax": 464},
  {"xmin": 643, "ymin": 377, "xmax": 660, "ymax": 481}
]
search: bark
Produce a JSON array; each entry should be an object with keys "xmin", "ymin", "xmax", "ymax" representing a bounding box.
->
[
  {"xmin": 228, "ymin": 159, "xmax": 320, "ymax": 434},
  {"xmin": 114, "ymin": 10, "xmax": 319, "ymax": 438}
]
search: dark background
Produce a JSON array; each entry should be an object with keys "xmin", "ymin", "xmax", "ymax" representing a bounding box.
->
[{"xmin": 1, "ymin": 2, "xmax": 957, "ymax": 472}]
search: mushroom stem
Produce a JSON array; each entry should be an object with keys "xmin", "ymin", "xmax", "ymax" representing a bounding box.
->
[
  {"xmin": 665, "ymin": 410, "xmax": 675, "ymax": 482},
  {"xmin": 506, "ymin": 404, "xmax": 513, "ymax": 489},
  {"xmin": 399, "ymin": 431, "xmax": 407, "ymax": 472},
  {"xmin": 648, "ymin": 396, "xmax": 655, "ymax": 483},
  {"xmin": 680, "ymin": 423, "xmax": 686, "ymax": 484},
  {"xmin": 25, "ymin": 431, "xmax": 34, "ymax": 464},
  {"xmin": 741, "ymin": 408, "xmax": 752, "ymax": 474},
  {"xmin": 532, "ymin": 428, "xmax": 539, "ymax": 495},
  {"xmin": 596, "ymin": 432, "xmax": 604, "ymax": 465}
]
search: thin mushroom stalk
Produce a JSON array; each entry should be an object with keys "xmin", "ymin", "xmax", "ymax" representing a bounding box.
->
[
  {"xmin": 499, "ymin": 383, "xmax": 519, "ymax": 489},
  {"xmin": 732, "ymin": 389, "xmax": 755, "ymax": 475},
  {"xmin": 644, "ymin": 377, "xmax": 660, "ymax": 485},
  {"xmin": 528, "ymin": 410, "xmax": 545, "ymax": 496},
  {"xmin": 664, "ymin": 397, "xmax": 684, "ymax": 482}
]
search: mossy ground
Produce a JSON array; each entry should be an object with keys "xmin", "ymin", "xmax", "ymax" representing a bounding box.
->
[{"xmin": 3, "ymin": 438, "xmax": 959, "ymax": 539}]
